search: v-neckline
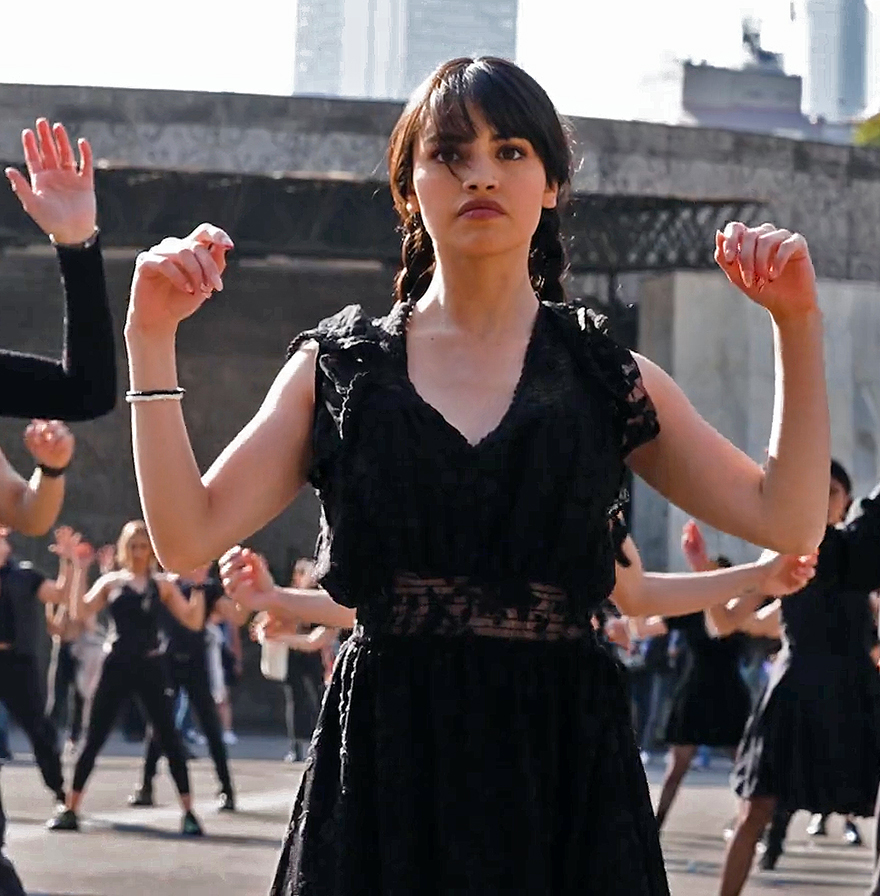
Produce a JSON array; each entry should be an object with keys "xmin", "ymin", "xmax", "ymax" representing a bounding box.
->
[{"xmin": 396, "ymin": 299, "xmax": 544, "ymax": 450}]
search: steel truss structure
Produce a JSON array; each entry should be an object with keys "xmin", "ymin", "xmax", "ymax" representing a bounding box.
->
[{"xmin": 0, "ymin": 167, "xmax": 763, "ymax": 275}]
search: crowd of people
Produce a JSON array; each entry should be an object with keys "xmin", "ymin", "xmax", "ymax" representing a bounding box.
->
[{"xmin": 0, "ymin": 54, "xmax": 878, "ymax": 896}]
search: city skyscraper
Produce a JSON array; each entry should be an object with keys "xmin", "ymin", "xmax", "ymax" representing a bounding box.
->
[
  {"xmin": 801, "ymin": 0, "xmax": 868, "ymax": 120},
  {"xmin": 293, "ymin": 0, "xmax": 519, "ymax": 99}
]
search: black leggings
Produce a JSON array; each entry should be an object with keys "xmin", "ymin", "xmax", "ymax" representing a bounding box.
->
[
  {"xmin": 72, "ymin": 651, "xmax": 190, "ymax": 795},
  {"xmin": 142, "ymin": 653, "xmax": 232, "ymax": 795},
  {"xmin": 0, "ymin": 653, "xmax": 64, "ymax": 798}
]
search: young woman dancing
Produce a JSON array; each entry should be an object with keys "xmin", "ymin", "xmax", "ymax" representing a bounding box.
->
[
  {"xmin": 125, "ymin": 57, "xmax": 828, "ymax": 894},
  {"xmin": 0, "ymin": 117, "xmax": 115, "ymax": 896},
  {"xmin": 712, "ymin": 461, "xmax": 880, "ymax": 892},
  {"xmin": 130, "ymin": 563, "xmax": 241, "ymax": 812},
  {"xmin": 625, "ymin": 530, "xmax": 752, "ymax": 832},
  {"xmin": 47, "ymin": 521, "xmax": 204, "ymax": 836}
]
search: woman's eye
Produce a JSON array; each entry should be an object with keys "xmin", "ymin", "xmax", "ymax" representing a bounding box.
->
[
  {"xmin": 432, "ymin": 147, "xmax": 460, "ymax": 163},
  {"xmin": 499, "ymin": 145, "xmax": 526, "ymax": 160}
]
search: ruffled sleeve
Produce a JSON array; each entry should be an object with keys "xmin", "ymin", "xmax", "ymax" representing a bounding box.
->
[
  {"xmin": 287, "ymin": 304, "xmax": 389, "ymax": 491},
  {"xmin": 544, "ymin": 302, "xmax": 660, "ymax": 458}
]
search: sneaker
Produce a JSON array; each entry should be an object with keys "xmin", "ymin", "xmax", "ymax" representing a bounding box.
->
[
  {"xmin": 806, "ymin": 813, "xmax": 828, "ymax": 837},
  {"xmin": 128, "ymin": 786, "xmax": 154, "ymax": 807},
  {"xmin": 181, "ymin": 810, "xmax": 203, "ymax": 837},
  {"xmin": 218, "ymin": 790, "xmax": 236, "ymax": 812},
  {"xmin": 844, "ymin": 819, "xmax": 864, "ymax": 846},
  {"xmin": 46, "ymin": 807, "xmax": 78, "ymax": 832},
  {"xmin": 222, "ymin": 731, "xmax": 238, "ymax": 746}
]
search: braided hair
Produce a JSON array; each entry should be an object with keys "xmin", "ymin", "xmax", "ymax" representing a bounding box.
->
[{"xmin": 388, "ymin": 57, "xmax": 573, "ymax": 305}]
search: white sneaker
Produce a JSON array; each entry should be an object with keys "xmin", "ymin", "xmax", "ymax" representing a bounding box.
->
[{"xmin": 222, "ymin": 731, "xmax": 238, "ymax": 746}]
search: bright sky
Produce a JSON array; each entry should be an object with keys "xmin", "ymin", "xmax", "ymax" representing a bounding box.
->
[{"xmin": 0, "ymin": 0, "xmax": 870, "ymax": 123}]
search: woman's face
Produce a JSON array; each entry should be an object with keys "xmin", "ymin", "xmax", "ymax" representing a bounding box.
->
[
  {"xmin": 409, "ymin": 106, "xmax": 557, "ymax": 263},
  {"xmin": 124, "ymin": 534, "xmax": 153, "ymax": 572},
  {"xmin": 828, "ymin": 477, "xmax": 851, "ymax": 526}
]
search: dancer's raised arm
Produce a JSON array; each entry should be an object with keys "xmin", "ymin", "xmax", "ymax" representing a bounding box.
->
[
  {"xmin": 0, "ymin": 421, "xmax": 74, "ymax": 535},
  {"xmin": 3, "ymin": 119, "xmax": 115, "ymax": 420},
  {"xmin": 611, "ymin": 533, "xmax": 814, "ymax": 619},
  {"xmin": 628, "ymin": 223, "xmax": 828, "ymax": 555},
  {"xmin": 125, "ymin": 225, "xmax": 316, "ymax": 570}
]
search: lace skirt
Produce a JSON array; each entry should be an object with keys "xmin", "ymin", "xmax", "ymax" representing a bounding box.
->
[{"xmin": 269, "ymin": 580, "xmax": 669, "ymax": 896}]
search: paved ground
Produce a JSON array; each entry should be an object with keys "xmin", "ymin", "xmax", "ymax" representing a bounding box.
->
[{"xmin": 1, "ymin": 735, "xmax": 875, "ymax": 895}]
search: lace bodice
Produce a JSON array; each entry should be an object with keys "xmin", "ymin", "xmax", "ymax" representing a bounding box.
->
[{"xmin": 289, "ymin": 299, "xmax": 659, "ymax": 635}]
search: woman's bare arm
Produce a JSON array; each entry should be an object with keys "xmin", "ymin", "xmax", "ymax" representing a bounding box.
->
[
  {"xmin": 611, "ymin": 535, "xmax": 814, "ymax": 619},
  {"xmin": 704, "ymin": 592, "xmax": 769, "ymax": 637},
  {"xmin": 736, "ymin": 600, "xmax": 783, "ymax": 639},
  {"xmin": 72, "ymin": 572, "xmax": 113, "ymax": 622},
  {"xmin": 626, "ymin": 615, "xmax": 668, "ymax": 640},
  {"xmin": 628, "ymin": 224, "xmax": 828, "ymax": 556},
  {"xmin": 125, "ymin": 226, "xmax": 318, "ymax": 572},
  {"xmin": 159, "ymin": 577, "xmax": 203, "ymax": 632}
]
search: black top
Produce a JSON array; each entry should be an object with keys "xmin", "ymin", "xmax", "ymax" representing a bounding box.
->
[
  {"xmin": 107, "ymin": 578, "xmax": 162, "ymax": 657},
  {"xmin": 293, "ymin": 300, "xmax": 659, "ymax": 624},
  {"xmin": 161, "ymin": 577, "xmax": 224, "ymax": 660},
  {"xmin": 0, "ymin": 241, "xmax": 116, "ymax": 421},
  {"xmin": 0, "ymin": 560, "xmax": 45, "ymax": 655}
]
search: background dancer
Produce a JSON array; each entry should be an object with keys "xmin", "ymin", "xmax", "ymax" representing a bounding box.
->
[
  {"xmin": 0, "ymin": 117, "xmax": 115, "ymax": 896},
  {"xmin": 125, "ymin": 57, "xmax": 828, "ymax": 895},
  {"xmin": 130, "ymin": 563, "xmax": 240, "ymax": 812},
  {"xmin": 279, "ymin": 559, "xmax": 336, "ymax": 763},
  {"xmin": 626, "ymin": 536, "xmax": 751, "ymax": 831},
  {"xmin": 48, "ymin": 521, "xmax": 204, "ymax": 836},
  {"xmin": 0, "ymin": 524, "xmax": 79, "ymax": 806},
  {"xmin": 717, "ymin": 460, "xmax": 880, "ymax": 894}
]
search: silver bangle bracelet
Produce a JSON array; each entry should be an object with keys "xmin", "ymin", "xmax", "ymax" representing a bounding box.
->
[{"xmin": 125, "ymin": 388, "xmax": 185, "ymax": 404}]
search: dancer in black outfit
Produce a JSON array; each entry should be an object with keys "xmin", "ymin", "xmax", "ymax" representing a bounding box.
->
[
  {"xmin": 628, "ymin": 540, "xmax": 751, "ymax": 831},
  {"xmin": 718, "ymin": 460, "xmax": 880, "ymax": 894},
  {"xmin": 0, "ymin": 118, "xmax": 115, "ymax": 896},
  {"xmin": 127, "ymin": 58, "xmax": 829, "ymax": 896},
  {"xmin": 130, "ymin": 564, "xmax": 239, "ymax": 811},
  {"xmin": 48, "ymin": 521, "xmax": 204, "ymax": 836}
]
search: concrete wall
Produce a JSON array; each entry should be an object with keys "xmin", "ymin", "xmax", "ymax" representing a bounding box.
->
[
  {"xmin": 636, "ymin": 270, "xmax": 880, "ymax": 571},
  {"xmin": 0, "ymin": 251, "xmax": 393, "ymax": 730},
  {"xmin": 1, "ymin": 83, "xmax": 879, "ymax": 280}
]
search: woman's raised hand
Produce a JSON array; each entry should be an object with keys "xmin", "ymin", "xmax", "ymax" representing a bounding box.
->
[
  {"xmin": 715, "ymin": 222, "xmax": 818, "ymax": 322},
  {"xmin": 4, "ymin": 119, "xmax": 96, "ymax": 245},
  {"xmin": 219, "ymin": 545, "xmax": 276, "ymax": 612},
  {"xmin": 758, "ymin": 551, "xmax": 817, "ymax": 597},
  {"xmin": 127, "ymin": 223, "xmax": 234, "ymax": 337},
  {"xmin": 681, "ymin": 520, "xmax": 710, "ymax": 572},
  {"xmin": 24, "ymin": 420, "xmax": 75, "ymax": 470}
]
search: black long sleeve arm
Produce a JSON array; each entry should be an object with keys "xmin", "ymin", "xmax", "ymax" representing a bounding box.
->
[{"xmin": 0, "ymin": 239, "xmax": 116, "ymax": 421}]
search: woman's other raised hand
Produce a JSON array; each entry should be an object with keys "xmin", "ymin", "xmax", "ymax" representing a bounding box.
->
[
  {"xmin": 4, "ymin": 119, "xmax": 96, "ymax": 245},
  {"xmin": 127, "ymin": 223, "xmax": 234, "ymax": 338},
  {"xmin": 715, "ymin": 222, "xmax": 818, "ymax": 322}
]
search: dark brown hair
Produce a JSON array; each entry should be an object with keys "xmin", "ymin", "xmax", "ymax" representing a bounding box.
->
[{"xmin": 387, "ymin": 56, "xmax": 573, "ymax": 304}]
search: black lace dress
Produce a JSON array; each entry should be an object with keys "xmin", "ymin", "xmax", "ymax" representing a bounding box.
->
[
  {"xmin": 270, "ymin": 300, "xmax": 667, "ymax": 896},
  {"xmin": 663, "ymin": 613, "xmax": 750, "ymax": 748},
  {"xmin": 732, "ymin": 487, "xmax": 880, "ymax": 816}
]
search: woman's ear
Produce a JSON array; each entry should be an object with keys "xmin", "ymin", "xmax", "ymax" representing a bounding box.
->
[
  {"xmin": 542, "ymin": 181, "xmax": 559, "ymax": 210},
  {"xmin": 406, "ymin": 195, "xmax": 420, "ymax": 216}
]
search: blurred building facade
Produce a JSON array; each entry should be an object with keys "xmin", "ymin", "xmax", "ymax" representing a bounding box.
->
[
  {"xmin": 293, "ymin": 0, "xmax": 518, "ymax": 99},
  {"xmin": 680, "ymin": 19, "xmax": 855, "ymax": 143},
  {"xmin": 802, "ymin": 0, "xmax": 869, "ymax": 120}
]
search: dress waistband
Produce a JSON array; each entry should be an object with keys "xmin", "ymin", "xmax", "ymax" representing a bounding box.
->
[{"xmin": 355, "ymin": 573, "xmax": 596, "ymax": 643}]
